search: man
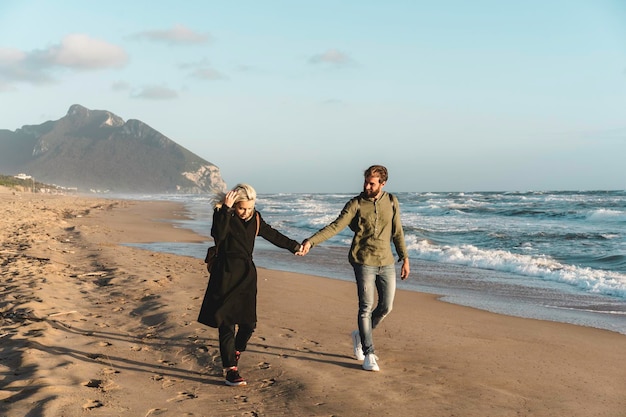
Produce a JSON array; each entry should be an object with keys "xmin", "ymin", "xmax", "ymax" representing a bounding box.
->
[{"xmin": 301, "ymin": 165, "xmax": 410, "ymax": 371}]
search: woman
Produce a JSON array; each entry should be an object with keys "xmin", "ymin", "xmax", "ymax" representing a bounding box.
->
[{"xmin": 198, "ymin": 183, "xmax": 302, "ymax": 386}]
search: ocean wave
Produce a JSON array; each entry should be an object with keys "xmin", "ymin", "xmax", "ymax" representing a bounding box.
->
[
  {"xmin": 407, "ymin": 237, "xmax": 626, "ymax": 299},
  {"xmin": 586, "ymin": 209, "xmax": 626, "ymax": 223},
  {"xmin": 545, "ymin": 306, "xmax": 626, "ymax": 315}
]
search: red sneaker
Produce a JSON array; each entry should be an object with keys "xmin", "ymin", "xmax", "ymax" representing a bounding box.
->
[{"xmin": 225, "ymin": 367, "xmax": 246, "ymax": 386}]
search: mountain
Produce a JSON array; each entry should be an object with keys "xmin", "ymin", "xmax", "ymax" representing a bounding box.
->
[{"xmin": 0, "ymin": 104, "xmax": 227, "ymax": 194}]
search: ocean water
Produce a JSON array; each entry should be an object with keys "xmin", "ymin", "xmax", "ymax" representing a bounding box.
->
[{"xmin": 127, "ymin": 190, "xmax": 626, "ymax": 335}]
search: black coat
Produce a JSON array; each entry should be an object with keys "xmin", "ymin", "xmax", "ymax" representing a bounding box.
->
[{"xmin": 197, "ymin": 206, "xmax": 300, "ymax": 328}]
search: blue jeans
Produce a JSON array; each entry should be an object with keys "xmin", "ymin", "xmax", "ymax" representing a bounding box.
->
[{"xmin": 353, "ymin": 264, "xmax": 396, "ymax": 355}]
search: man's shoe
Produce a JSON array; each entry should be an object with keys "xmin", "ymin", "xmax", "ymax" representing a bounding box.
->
[
  {"xmin": 225, "ymin": 367, "xmax": 247, "ymax": 386},
  {"xmin": 351, "ymin": 330, "xmax": 365, "ymax": 361},
  {"xmin": 362, "ymin": 353, "xmax": 380, "ymax": 372}
]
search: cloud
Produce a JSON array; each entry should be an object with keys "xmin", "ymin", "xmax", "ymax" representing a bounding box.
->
[
  {"xmin": 0, "ymin": 34, "xmax": 128, "ymax": 87},
  {"xmin": 131, "ymin": 24, "xmax": 211, "ymax": 45},
  {"xmin": 111, "ymin": 80, "xmax": 131, "ymax": 91},
  {"xmin": 43, "ymin": 34, "xmax": 127, "ymax": 70},
  {"xmin": 179, "ymin": 59, "xmax": 226, "ymax": 80},
  {"xmin": 0, "ymin": 47, "xmax": 54, "ymax": 84},
  {"xmin": 309, "ymin": 49, "xmax": 354, "ymax": 66},
  {"xmin": 189, "ymin": 67, "xmax": 226, "ymax": 80},
  {"xmin": 235, "ymin": 64, "xmax": 256, "ymax": 73},
  {"xmin": 132, "ymin": 85, "xmax": 178, "ymax": 100}
]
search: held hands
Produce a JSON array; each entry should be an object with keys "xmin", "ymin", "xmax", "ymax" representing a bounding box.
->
[{"xmin": 295, "ymin": 240, "xmax": 312, "ymax": 256}]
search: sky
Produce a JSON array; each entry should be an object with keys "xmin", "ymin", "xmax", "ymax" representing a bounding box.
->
[{"xmin": 1, "ymin": 0, "xmax": 625, "ymax": 193}]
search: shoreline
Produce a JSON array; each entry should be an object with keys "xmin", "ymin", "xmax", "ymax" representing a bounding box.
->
[
  {"xmin": 1, "ymin": 189, "xmax": 624, "ymax": 416},
  {"xmin": 137, "ymin": 192, "xmax": 626, "ymax": 336},
  {"xmin": 129, "ymin": 232, "xmax": 626, "ymax": 337}
]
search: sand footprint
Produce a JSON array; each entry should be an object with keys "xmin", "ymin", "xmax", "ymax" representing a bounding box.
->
[
  {"xmin": 297, "ymin": 339, "xmax": 321, "ymax": 352},
  {"xmin": 279, "ymin": 327, "xmax": 296, "ymax": 339},
  {"xmin": 158, "ymin": 359, "xmax": 176, "ymax": 367},
  {"xmin": 102, "ymin": 367, "xmax": 119, "ymax": 376},
  {"xmin": 161, "ymin": 377, "xmax": 183, "ymax": 388},
  {"xmin": 144, "ymin": 408, "xmax": 168, "ymax": 416},
  {"xmin": 83, "ymin": 379, "xmax": 103, "ymax": 388},
  {"xmin": 166, "ymin": 391, "xmax": 197, "ymax": 402},
  {"xmin": 260, "ymin": 378, "xmax": 276, "ymax": 388},
  {"xmin": 84, "ymin": 378, "xmax": 119, "ymax": 392},
  {"xmin": 86, "ymin": 353, "xmax": 104, "ymax": 360},
  {"xmin": 82, "ymin": 399, "xmax": 103, "ymax": 410}
]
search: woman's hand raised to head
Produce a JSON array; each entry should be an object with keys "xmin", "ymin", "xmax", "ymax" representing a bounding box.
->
[{"xmin": 224, "ymin": 190, "xmax": 238, "ymax": 208}]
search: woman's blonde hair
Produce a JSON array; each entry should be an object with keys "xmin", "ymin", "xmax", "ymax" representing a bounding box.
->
[{"xmin": 213, "ymin": 183, "xmax": 257, "ymax": 209}]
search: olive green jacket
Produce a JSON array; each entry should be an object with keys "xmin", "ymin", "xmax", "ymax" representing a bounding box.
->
[{"xmin": 307, "ymin": 191, "xmax": 409, "ymax": 266}]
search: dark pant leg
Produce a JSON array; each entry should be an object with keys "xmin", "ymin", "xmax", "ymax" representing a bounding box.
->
[
  {"xmin": 218, "ymin": 324, "xmax": 237, "ymax": 368},
  {"xmin": 219, "ymin": 323, "xmax": 257, "ymax": 368},
  {"xmin": 234, "ymin": 322, "xmax": 256, "ymax": 352}
]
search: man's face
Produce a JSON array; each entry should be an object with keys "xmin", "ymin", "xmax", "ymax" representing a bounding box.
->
[
  {"xmin": 363, "ymin": 175, "xmax": 385, "ymax": 199},
  {"xmin": 234, "ymin": 200, "xmax": 255, "ymax": 220}
]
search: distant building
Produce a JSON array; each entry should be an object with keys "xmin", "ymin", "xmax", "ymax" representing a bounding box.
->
[{"xmin": 14, "ymin": 173, "xmax": 32, "ymax": 180}]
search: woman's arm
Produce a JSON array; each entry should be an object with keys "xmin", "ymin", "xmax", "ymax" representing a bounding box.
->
[
  {"xmin": 210, "ymin": 190, "xmax": 239, "ymax": 242},
  {"xmin": 257, "ymin": 213, "xmax": 301, "ymax": 253},
  {"xmin": 211, "ymin": 205, "xmax": 232, "ymax": 242}
]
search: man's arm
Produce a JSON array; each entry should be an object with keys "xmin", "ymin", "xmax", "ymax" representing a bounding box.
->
[
  {"xmin": 302, "ymin": 197, "xmax": 360, "ymax": 251},
  {"xmin": 391, "ymin": 194, "xmax": 410, "ymax": 279}
]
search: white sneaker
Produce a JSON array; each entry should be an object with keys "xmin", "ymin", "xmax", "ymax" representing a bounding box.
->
[
  {"xmin": 351, "ymin": 330, "xmax": 365, "ymax": 361},
  {"xmin": 362, "ymin": 353, "xmax": 380, "ymax": 371}
]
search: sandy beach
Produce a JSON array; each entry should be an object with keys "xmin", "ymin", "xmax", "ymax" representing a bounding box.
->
[{"xmin": 0, "ymin": 188, "xmax": 624, "ymax": 417}]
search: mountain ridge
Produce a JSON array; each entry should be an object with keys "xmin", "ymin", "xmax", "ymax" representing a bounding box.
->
[{"xmin": 0, "ymin": 104, "xmax": 227, "ymax": 194}]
